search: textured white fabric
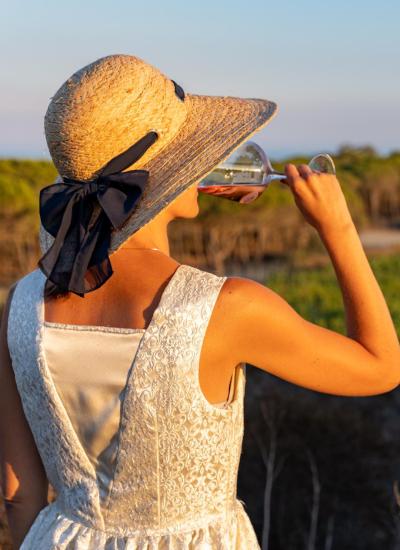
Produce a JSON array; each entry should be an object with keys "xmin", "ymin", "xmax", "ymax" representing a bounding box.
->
[
  {"xmin": 43, "ymin": 326, "xmax": 145, "ymax": 501},
  {"xmin": 43, "ymin": 325, "xmax": 231, "ymax": 501},
  {"xmin": 7, "ymin": 264, "xmax": 260, "ymax": 549}
]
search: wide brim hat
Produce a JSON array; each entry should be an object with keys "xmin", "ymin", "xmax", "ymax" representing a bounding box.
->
[{"xmin": 39, "ymin": 53, "xmax": 278, "ymax": 257}]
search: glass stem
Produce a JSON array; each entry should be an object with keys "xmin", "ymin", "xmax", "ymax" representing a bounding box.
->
[{"xmin": 267, "ymin": 172, "xmax": 287, "ymax": 182}]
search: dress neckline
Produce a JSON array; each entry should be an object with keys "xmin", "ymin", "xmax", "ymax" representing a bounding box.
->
[{"xmin": 40, "ymin": 263, "xmax": 188, "ymax": 335}]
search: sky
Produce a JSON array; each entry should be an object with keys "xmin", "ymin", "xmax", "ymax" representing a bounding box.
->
[{"xmin": 1, "ymin": 0, "xmax": 399, "ymax": 160}]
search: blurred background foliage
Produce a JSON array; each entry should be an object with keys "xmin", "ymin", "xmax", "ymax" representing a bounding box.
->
[{"xmin": 1, "ymin": 145, "xmax": 400, "ymax": 226}]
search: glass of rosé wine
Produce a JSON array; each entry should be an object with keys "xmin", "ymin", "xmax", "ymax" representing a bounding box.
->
[{"xmin": 197, "ymin": 141, "xmax": 336, "ymax": 204}]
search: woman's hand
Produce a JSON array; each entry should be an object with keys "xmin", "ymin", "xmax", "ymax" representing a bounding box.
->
[{"xmin": 281, "ymin": 164, "xmax": 353, "ymax": 235}]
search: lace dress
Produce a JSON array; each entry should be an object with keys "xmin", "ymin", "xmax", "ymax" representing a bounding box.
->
[{"xmin": 7, "ymin": 263, "xmax": 261, "ymax": 549}]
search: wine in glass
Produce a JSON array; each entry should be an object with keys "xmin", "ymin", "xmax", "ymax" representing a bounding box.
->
[{"xmin": 197, "ymin": 141, "xmax": 336, "ymax": 204}]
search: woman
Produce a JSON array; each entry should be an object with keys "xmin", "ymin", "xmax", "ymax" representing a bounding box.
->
[{"xmin": 0, "ymin": 54, "xmax": 399, "ymax": 549}]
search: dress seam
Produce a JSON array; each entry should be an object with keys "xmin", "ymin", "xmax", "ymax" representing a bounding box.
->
[
  {"xmin": 49, "ymin": 499, "xmax": 238, "ymax": 537},
  {"xmin": 155, "ymin": 410, "xmax": 161, "ymax": 527},
  {"xmin": 43, "ymin": 320, "xmax": 145, "ymax": 334},
  {"xmin": 226, "ymin": 408, "xmax": 234, "ymax": 519}
]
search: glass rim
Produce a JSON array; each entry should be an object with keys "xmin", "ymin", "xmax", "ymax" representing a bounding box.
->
[{"xmin": 218, "ymin": 140, "xmax": 270, "ymax": 171}]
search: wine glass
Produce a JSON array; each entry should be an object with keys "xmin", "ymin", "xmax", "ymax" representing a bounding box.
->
[{"xmin": 197, "ymin": 141, "xmax": 336, "ymax": 204}]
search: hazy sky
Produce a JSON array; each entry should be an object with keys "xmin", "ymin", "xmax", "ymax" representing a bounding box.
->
[{"xmin": 1, "ymin": 0, "xmax": 399, "ymax": 159}]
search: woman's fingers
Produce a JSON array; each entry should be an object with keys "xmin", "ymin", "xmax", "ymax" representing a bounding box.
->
[
  {"xmin": 284, "ymin": 163, "xmax": 299, "ymax": 180},
  {"xmin": 284, "ymin": 164, "xmax": 311, "ymax": 194},
  {"xmin": 282, "ymin": 163, "xmax": 322, "ymax": 195},
  {"xmin": 277, "ymin": 161, "xmax": 351, "ymax": 232},
  {"xmin": 280, "ymin": 163, "xmax": 299, "ymax": 185},
  {"xmin": 297, "ymin": 164, "xmax": 313, "ymax": 179}
]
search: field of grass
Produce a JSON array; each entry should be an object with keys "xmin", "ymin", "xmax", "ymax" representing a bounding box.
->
[{"xmin": 266, "ymin": 251, "xmax": 400, "ymax": 335}]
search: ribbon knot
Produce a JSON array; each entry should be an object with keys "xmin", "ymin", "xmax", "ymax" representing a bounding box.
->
[
  {"xmin": 81, "ymin": 179, "xmax": 103, "ymax": 196},
  {"xmin": 38, "ymin": 130, "xmax": 159, "ymax": 298},
  {"xmin": 96, "ymin": 178, "xmax": 108, "ymax": 192}
]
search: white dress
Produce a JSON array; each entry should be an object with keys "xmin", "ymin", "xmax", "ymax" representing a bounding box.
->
[{"xmin": 7, "ymin": 263, "xmax": 261, "ymax": 549}]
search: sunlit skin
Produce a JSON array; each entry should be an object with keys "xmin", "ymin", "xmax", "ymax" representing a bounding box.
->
[{"xmin": 1, "ymin": 165, "xmax": 400, "ymax": 547}]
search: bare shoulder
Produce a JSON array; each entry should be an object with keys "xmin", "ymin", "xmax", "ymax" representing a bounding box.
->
[
  {"xmin": 213, "ymin": 275, "xmax": 395, "ymax": 396},
  {"xmin": 218, "ymin": 275, "xmax": 273, "ymax": 307},
  {"xmin": 209, "ymin": 275, "xmax": 285, "ymax": 364},
  {"xmin": 216, "ymin": 273, "xmax": 312, "ymax": 348},
  {"xmin": 215, "ymin": 275, "xmax": 288, "ymax": 328}
]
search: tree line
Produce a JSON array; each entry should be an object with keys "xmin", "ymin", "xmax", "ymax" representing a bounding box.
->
[{"xmin": 0, "ymin": 144, "xmax": 400, "ymax": 291}]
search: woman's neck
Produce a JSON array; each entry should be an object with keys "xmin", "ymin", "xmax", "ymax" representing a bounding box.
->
[{"xmin": 116, "ymin": 214, "xmax": 171, "ymax": 255}]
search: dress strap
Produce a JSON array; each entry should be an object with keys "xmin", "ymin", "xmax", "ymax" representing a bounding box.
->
[{"xmin": 171, "ymin": 266, "xmax": 244, "ymax": 412}]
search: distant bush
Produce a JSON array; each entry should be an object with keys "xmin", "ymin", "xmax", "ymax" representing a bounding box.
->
[{"xmin": 0, "ymin": 159, "xmax": 57, "ymax": 214}]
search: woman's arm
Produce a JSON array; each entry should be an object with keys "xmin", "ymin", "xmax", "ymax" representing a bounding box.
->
[
  {"xmin": 221, "ymin": 166, "xmax": 400, "ymax": 396},
  {"xmin": 0, "ymin": 284, "xmax": 49, "ymax": 549}
]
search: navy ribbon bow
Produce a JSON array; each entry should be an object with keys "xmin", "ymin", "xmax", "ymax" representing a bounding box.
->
[{"xmin": 38, "ymin": 130, "xmax": 159, "ymax": 298}]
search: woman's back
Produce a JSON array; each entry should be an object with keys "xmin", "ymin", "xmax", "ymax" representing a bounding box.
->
[
  {"xmin": 6, "ymin": 258, "xmax": 261, "ymax": 548},
  {"xmin": 43, "ymin": 249, "xmax": 239, "ymax": 406}
]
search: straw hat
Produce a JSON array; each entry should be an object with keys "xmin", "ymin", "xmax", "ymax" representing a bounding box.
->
[{"xmin": 39, "ymin": 53, "xmax": 278, "ymax": 258}]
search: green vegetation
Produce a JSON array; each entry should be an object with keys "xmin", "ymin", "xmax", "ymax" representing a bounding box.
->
[
  {"xmin": 266, "ymin": 252, "xmax": 400, "ymax": 334},
  {"xmin": 1, "ymin": 145, "xmax": 400, "ymax": 226},
  {"xmin": 0, "ymin": 159, "xmax": 57, "ymax": 216}
]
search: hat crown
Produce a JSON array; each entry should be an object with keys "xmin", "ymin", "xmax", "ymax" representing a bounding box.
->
[{"xmin": 45, "ymin": 54, "xmax": 188, "ymax": 181}]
